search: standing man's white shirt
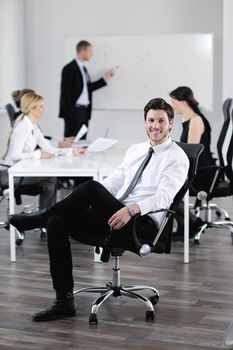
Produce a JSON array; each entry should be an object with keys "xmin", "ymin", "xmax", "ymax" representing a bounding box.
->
[
  {"xmin": 75, "ymin": 58, "xmax": 90, "ymax": 106},
  {"xmin": 101, "ymin": 138, "xmax": 189, "ymax": 225}
]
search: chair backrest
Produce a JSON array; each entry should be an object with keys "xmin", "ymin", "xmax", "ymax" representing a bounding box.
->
[
  {"xmin": 5, "ymin": 103, "xmax": 16, "ymax": 127},
  {"xmin": 131, "ymin": 142, "xmax": 204, "ymax": 257},
  {"xmin": 217, "ymin": 98, "xmax": 232, "ymax": 168},
  {"xmin": 171, "ymin": 142, "xmax": 204, "ymax": 210},
  {"xmin": 225, "ymin": 107, "xmax": 233, "ymax": 184}
]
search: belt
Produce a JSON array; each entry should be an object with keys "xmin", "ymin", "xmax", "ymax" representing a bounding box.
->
[{"xmin": 75, "ymin": 103, "xmax": 89, "ymax": 108}]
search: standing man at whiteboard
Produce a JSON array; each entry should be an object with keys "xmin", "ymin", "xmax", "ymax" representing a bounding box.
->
[{"xmin": 58, "ymin": 40, "xmax": 114, "ymax": 138}]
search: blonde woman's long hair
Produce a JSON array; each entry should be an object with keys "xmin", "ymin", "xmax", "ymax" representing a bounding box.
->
[{"xmin": 3, "ymin": 92, "xmax": 44, "ymax": 159}]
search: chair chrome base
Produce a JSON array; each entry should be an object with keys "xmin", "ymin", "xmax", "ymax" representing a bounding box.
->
[
  {"xmin": 0, "ymin": 220, "xmax": 9, "ymax": 229},
  {"xmin": 190, "ymin": 202, "xmax": 231, "ymax": 220},
  {"xmin": 74, "ymin": 255, "xmax": 159, "ymax": 324},
  {"xmin": 189, "ymin": 199, "xmax": 233, "ymax": 244},
  {"xmin": 194, "ymin": 220, "xmax": 233, "ymax": 244}
]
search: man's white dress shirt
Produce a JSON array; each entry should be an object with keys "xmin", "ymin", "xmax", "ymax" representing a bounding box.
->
[
  {"xmin": 75, "ymin": 58, "xmax": 90, "ymax": 106},
  {"xmin": 101, "ymin": 138, "xmax": 189, "ymax": 225},
  {"xmin": 5, "ymin": 116, "xmax": 58, "ymax": 164}
]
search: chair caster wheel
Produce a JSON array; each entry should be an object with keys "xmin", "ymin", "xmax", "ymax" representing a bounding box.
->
[
  {"xmin": 16, "ymin": 238, "xmax": 23, "ymax": 246},
  {"xmin": 40, "ymin": 229, "xmax": 47, "ymax": 240},
  {"xmin": 149, "ymin": 295, "xmax": 159, "ymax": 305},
  {"xmin": 16, "ymin": 231, "xmax": 25, "ymax": 246},
  {"xmin": 146, "ymin": 310, "xmax": 155, "ymax": 321},
  {"xmin": 89, "ymin": 313, "xmax": 98, "ymax": 325},
  {"xmin": 194, "ymin": 239, "xmax": 200, "ymax": 245},
  {"xmin": 225, "ymin": 217, "xmax": 231, "ymax": 221}
]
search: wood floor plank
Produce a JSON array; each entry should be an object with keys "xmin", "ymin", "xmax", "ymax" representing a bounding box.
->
[{"xmin": 0, "ymin": 194, "xmax": 233, "ymax": 349}]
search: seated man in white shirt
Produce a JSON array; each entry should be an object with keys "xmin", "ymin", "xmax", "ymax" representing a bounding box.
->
[{"xmin": 9, "ymin": 97, "xmax": 189, "ymax": 322}]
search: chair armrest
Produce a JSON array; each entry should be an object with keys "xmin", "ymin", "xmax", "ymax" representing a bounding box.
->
[
  {"xmin": 197, "ymin": 164, "xmax": 223, "ymax": 171},
  {"xmin": 132, "ymin": 210, "xmax": 174, "ymax": 257},
  {"xmin": 146, "ymin": 208, "xmax": 175, "ymax": 216}
]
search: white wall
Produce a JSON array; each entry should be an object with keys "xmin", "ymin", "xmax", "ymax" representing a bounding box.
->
[
  {"xmin": 2, "ymin": 0, "xmax": 223, "ymax": 153},
  {"xmin": 0, "ymin": 0, "xmax": 25, "ymax": 155},
  {"xmin": 24, "ymin": 0, "xmax": 223, "ymax": 151},
  {"xmin": 222, "ymin": 0, "xmax": 233, "ymax": 162},
  {"xmin": 223, "ymin": 0, "xmax": 233, "ymax": 100}
]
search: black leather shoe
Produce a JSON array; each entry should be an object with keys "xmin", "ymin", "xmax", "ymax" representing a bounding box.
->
[
  {"xmin": 9, "ymin": 208, "xmax": 49, "ymax": 231},
  {"xmin": 32, "ymin": 292, "xmax": 77, "ymax": 322}
]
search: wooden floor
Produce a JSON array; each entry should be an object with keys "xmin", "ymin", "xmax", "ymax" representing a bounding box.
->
[{"xmin": 0, "ymin": 194, "xmax": 233, "ymax": 350}]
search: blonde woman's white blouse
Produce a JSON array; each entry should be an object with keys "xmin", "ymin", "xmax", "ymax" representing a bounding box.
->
[{"xmin": 5, "ymin": 116, "xmax": 57, "ymax": 163}]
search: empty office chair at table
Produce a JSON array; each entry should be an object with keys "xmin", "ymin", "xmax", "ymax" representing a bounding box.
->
[
  {"xmin": 217, "ymin": 98, "xmax": 232, "ymax": 171},
  {"xmin": 73, "ymin": 142, "xmax": 203, "ymax": 324},
  {"xmin": 214, "ymin": 97, "xmax": 233, "ymax": 218},
  {"xmin": 191, "ymin": 100, "xmax": 233, "ymax": 244}
]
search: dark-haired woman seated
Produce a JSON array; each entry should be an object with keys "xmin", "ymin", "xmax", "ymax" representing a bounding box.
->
[{"xmin": 169, "ymin": 86, "xmax": 216, "ymax": 240}]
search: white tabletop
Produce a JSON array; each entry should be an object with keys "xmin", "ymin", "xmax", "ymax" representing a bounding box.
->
[{"xmin": 8, "ymin": 152, "xmax": 104, "ymax": 177}]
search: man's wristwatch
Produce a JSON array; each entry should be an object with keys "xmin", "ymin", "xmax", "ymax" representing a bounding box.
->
[{"xmin": 127, "ymin": 205, "xmax": 137, "ymax": 217}]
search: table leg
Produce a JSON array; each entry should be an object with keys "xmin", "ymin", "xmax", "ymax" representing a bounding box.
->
[
  {"xmin": 9, "ymin": 173, "xmax": 16, "ymax": 262},
  {"xmin": 184, "ymin": 190, "xmax": 189, "ymax": 263}
]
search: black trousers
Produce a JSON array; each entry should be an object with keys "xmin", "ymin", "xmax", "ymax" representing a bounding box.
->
[
  {"xmin": 64, "ymin": 106, "xmax": 89, "ymax": 138},
  {"xmin": 46, "ymin": 181, "xmax": 156, "ymax": 292}
]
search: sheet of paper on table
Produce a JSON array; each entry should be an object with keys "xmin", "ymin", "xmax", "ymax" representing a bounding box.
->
[
  {"xmin": 87, "ymin": 137, "xmax": 118, "ymax": 152},
  {"xmin": 73, "ymin": 124, "xmax": 88, "ymax": 143}
]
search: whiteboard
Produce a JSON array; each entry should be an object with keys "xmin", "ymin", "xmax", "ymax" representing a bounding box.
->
[{"xmin": 65, "ymin": 34, "xmax": 213, "ymax": 111}]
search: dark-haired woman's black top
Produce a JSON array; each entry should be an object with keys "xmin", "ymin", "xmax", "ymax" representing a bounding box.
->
[{"xmin": 180, "ymin": 118, "xmax": 216, "ymax": 192}]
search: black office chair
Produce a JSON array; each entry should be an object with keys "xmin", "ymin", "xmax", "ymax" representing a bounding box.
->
[
  {"xmin": 73, "ymin": 142, "xmax": 204, "ymax": 325},
  {"xmin": 189, "ymin": 98, "xmax": 232, "ymax": 220},
  {"xmin": 0, "ymin": 164, "xmax": 10, "ymax": 231},
  {"xmin": 191, "ymin": 102, "xmax": 233, "ymax": 244},
  {"xmin": 217, "ymin": 98, "xmax": 232, "ymax": 171},
  {"xmin": 0, "ymin": 162, "xmax": 46, "ymax": 245},
  {"xmin": 5, "ymin": 103, "xmax": 16, "ymax": 126}
]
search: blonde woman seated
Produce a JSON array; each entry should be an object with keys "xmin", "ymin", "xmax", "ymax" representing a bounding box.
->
[{"xmin": 4, "ymin": 92, "xmax": 85, "ymax": 210}]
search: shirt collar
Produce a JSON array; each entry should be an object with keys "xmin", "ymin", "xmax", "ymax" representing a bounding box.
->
[
  {"xmin": 75, "ymin": 58, "xmax": 84, "ymax": 69},
  {"xmin": 148, "ymin": 137, "xmax": 172, "ymax": 154}
]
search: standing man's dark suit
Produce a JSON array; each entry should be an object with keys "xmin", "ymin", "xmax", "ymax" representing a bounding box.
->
[{"xmin": 58, "ymin": 59, "xmax": 107, "ymax": 137}]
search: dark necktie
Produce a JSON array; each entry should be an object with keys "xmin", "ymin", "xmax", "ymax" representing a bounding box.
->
[
  {"xmin": 118, "ymin": 147, "xmax": 154, "ymax": 202},
  {"xmin": 83, "ymin": 66, "xmax": 90, "ymax": 83}
]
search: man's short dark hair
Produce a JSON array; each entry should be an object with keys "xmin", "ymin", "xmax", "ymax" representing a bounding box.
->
[
  {"xmin": 76, "ymin": 40, "xmax": 92, "ymax": 53},
  {"xmin": 144, "ymin": 98, "xmax": 174, "ymax": 121}
]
